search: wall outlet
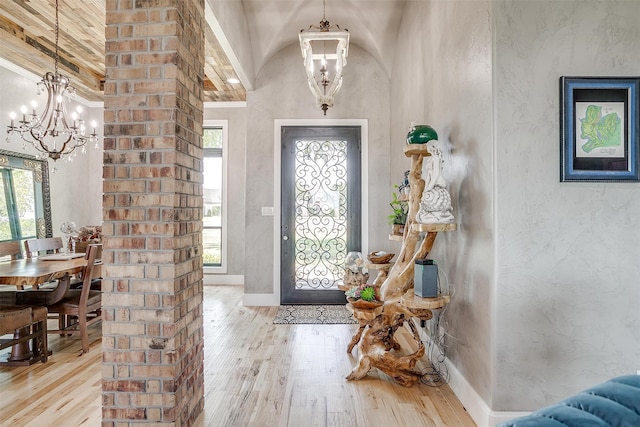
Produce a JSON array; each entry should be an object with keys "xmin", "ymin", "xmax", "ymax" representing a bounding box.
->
[{"xmin": 261, "ymin": 206, "xmax": 274, "ymax": 216}]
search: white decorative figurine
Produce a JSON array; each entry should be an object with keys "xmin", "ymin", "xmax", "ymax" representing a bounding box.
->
[{"xmin": 416, "ymin": 140, "xmax": 454, "ymax": 224}]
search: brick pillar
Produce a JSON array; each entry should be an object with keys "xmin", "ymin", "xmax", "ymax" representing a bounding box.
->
[{"xmin": 102, "ymin": 0, "xmax": 204, "ymax": 425}]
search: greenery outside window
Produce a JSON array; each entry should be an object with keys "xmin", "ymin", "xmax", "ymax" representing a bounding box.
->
[
  {"xmin": 0, "ymin": 149, "xmax": 52, "ymax": 248},
  {"xmin": 203, "ymin": 122, "xmax": 227, "ymax": 271}
]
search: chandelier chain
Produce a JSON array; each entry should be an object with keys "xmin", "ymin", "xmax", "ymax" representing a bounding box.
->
[{"xmin": 54, "ymin": 0, "xmax": 59, "ymax": 74}]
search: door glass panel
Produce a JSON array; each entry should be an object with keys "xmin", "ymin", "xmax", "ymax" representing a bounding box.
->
[{"xmin": 294, "ymin": 139, "xmax": 347, "ymax": 290}]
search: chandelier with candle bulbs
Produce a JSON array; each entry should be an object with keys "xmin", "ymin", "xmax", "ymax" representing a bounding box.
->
[
  {"xmin": 299, "ymin": 0, "xmax": 349, "ymax": 115},
  {"xmin": 5, "ymin": 0, "xmax": 98, "ymax": 162}
]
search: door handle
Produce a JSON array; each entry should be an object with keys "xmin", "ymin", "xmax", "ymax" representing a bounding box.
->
[{"xmin": 282, "ymin": 235, "xmax": 289, "ymax": 241}]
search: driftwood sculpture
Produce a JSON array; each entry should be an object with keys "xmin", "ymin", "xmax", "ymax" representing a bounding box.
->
[{"xmin": 345, "ymin": 143, "xmax": 454, "ymax": 386}]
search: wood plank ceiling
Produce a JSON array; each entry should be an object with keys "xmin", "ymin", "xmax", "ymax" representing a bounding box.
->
[{"xmin": 0, "ymin": 0, "xmax": 246, "ymax": 103}]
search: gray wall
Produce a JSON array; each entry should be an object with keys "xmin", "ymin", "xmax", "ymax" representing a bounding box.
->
[
  {"xmin": 243, "ymin": 42, "xmax": 391, "ymax": 296},
  {"xmin": 391, "ymin": 0, "xmax": 495, "ymax": 407},
  {"xmin": 494, "ymin": 0, "xmax": 640, "ymax": 411}
]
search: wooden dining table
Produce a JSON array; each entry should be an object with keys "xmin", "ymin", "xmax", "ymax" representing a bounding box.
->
[
  {"xmin": 0, "ymin": 254, "xmax": 90, "ymax": 365},
  {"xmin": 0, "ymin": 255, "xmax": 87, "ymax": 289}
]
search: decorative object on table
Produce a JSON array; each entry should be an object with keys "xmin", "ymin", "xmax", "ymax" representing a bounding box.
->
[
  {"xmin": 75, "ymin": 225, "xmax": 102, "ymax": 243},
  {"xmin": 387, "ymin": 187, "xmax": 408, "ymax": 235},
  {"xmin": 299, "ymin": 0, "xmax": 349, "ymax": 115},
  {"xmin": 59, "ymin": 221, "xmax": 77, "ymax": 253},
  {"xmin": 343, "ymin": 251, "xmax": 368, "ymax": 286},
  {"xmin": 5, "ymin": 0, "xmax": 99, "ymax": 163},
  {"xmin": 560, "ymin": 76, "xmax": 640, "ymax": 182},
  {"xmin": 73, "ymin": 225, "xmax": 103, "ymax": 254},
  {"xmin": 416, "ymin": 140, "xmax": 455, "ymax": 224},
  {"xmin": 406, "ymin": 122, "xmax": 438, "ymax": 145},
  {"xmin": 273, "ymin": 304, "xmax": 357, "ymax": 324},
  {"xmin": 345, "ymin": 283, "xmax": 383, "ymax": 309},
  {"xmin": 367, "ymin": 251, "xmax": 394, "ymax": 264}
]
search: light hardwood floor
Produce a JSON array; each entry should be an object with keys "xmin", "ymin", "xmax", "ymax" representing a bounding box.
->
[{"xmin": 0, "ymin": 286, "xmax": 476, "ymax": 426}]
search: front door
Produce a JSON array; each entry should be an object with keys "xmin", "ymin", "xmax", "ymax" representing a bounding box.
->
[{"xmin": 281, "ymin": 126, "xmax": 362, "ymax": 304}]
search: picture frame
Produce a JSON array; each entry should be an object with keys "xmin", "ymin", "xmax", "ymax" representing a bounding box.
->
[{"xmin": 560, "ymin": 76, "xmax": 640, "ymax": 182}]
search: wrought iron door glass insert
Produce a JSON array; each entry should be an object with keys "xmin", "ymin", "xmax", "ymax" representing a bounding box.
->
[{"xmin": 294, "ymin": 139, "xmax": 347, "ymax": 290}]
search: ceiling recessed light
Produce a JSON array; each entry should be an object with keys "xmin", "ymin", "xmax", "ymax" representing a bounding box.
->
[{"xmin": 227, "ymin": 78, "xmax": 240, "ymax": 84}]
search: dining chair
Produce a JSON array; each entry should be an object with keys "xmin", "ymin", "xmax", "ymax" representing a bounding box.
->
[
  {"xmin": 0, "ymin": 240, "xmax": 23, "ymax": 261},
  {"xmin": 23, "ymin": 236, "xmax": 82, "ymax": 291},
  {"xmin": 0, "ymin": 240, "xmax": 25, "ymax": 304},
  {"xmin": 71, "ymin": 243, "xmax": 102, "ymax": 291},
  {"xmin": 43, "ymin": 244, "xmax": 101, "ymax": 353},
  {"xmin": 24, "ymin": 237, "xmax": 64, "ymax": 258}
]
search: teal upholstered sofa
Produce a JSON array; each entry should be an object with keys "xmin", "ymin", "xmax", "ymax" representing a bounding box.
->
[{"xmin": 498, "ymin": 375, "xmax": 640, "ymax": 427}]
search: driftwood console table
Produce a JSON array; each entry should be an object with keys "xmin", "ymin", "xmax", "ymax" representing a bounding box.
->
[{"xmin": 345, "ymin": 143, "xmax": 455, "ymax": 387}]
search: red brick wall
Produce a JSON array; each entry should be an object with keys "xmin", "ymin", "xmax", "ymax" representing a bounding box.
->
[{"xmin": 103, "ymin": 0, "xmax": 204, "ymax": 424}]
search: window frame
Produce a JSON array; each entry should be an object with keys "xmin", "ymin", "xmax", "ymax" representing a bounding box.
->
[{"xmin": 203, "ymin": 120, "xmax": 228, "ymax": 274}]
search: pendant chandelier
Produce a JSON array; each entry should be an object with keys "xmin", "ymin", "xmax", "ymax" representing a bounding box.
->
[
  {"xmin": 6, "ymin": 0, "xmax": 98, "ymax": 162},
  {"xmin": 299, "ymin": 0, "xmax": 349, "ymax": 115}
]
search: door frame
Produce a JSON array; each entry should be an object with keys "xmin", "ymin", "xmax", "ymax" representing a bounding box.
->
[{"xmin": 273, "ymin": 119, "xmax": 369, "ymax": 305}]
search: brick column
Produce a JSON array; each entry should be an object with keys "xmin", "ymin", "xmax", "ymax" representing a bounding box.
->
[{"xmin": 103, "ymin": 0, "xmax": 204, "ymax": 425}]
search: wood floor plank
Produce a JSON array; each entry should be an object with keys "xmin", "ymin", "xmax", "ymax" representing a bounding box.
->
[{"xmin": 1, "ymin": 285, "xmax": 476, "ymax": 426}]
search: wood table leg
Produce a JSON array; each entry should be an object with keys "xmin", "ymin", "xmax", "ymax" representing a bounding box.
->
[{"xmin": 8, "ymin": 327, "xmax": 32, "ymax": 362}]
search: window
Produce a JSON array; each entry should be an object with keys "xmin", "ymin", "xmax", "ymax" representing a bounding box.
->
[
  {"xmin": 202, "ymin": 121, "xmax": 227, "ymax": 271},
  {"xmin": 0, "ymin": 149, "xmax": 52, "ymax": 243}
]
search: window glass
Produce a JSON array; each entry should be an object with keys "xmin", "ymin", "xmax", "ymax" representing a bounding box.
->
[{"xmin": 203, "ymin": 128, "xmax": 223, "ymax": 266}]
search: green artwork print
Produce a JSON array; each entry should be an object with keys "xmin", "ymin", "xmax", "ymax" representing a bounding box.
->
[{"xmin": 579, "ymin": 104, "xmax": 622, "ymax": 154}]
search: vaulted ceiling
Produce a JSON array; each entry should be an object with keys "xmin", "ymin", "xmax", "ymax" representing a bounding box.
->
[{"xmin": 0, "ymin": 0, "xmax": 405, "ymax": 104}]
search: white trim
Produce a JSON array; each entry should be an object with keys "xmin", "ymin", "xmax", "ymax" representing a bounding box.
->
[
  {"xmin": 273, "ymin": 119, "xmax": 369, "ymax": 305},
  {"xmin": 204, "ymin": 2, "xmax": 254, "ymax": 91},
  {"xmin": 204, "ymin": 101, "xmax": 247, "ymax": 109},
  {"xmin": 0, "ymin": 58, "xmax": 103, "ymax": 109},
  {"xmin": 489, "ymin": 411, "xmax": 530, "ymax": 426},
  {"xmin": 203, "ymin": 120, "xmax": 228, "ymax": 274},
  {"xmin": 203, "ymin": 274, "xmax": 244, "ymax": 285},
  {"xmin": 444, "ymin": 357, "xmax": 491, "ymax": 427},
  {"xmin": 243, "ymin": 293, "xmax": 280, "ymax": 306}
]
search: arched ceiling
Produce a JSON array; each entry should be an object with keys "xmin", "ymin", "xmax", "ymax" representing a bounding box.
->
[
  {"xmin": 0, "ymin": 0, "xmax": 406, "ymax": 103},
  {"xmin": 241, "ymin": 0, "xmax": 406, "ymax": 76}
]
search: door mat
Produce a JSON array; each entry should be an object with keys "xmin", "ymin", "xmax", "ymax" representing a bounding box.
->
[{"xmin": 273, "ymin": 305, "xmax": 357, "ymax": 324}]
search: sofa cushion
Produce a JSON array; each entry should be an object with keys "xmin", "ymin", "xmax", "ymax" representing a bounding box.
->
[{"xmin": 499, "ymin": 375, "xmax": 640, "ymax": 427}]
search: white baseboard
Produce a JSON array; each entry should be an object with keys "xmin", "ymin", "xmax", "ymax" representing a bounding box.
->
[
  {"xmin": 438, "ymin": 349, "xmax": 530, "ymax": 427},
  {"xmin": 488, "ymin": 411, "xmax": 531, "ymax": 426},
  {"xmin": 444, "ymin": 357, "xmax": 491, "ymax": 427},
  {"xmin": 242, "ymin": 293, "xmax": 279, "ymax": 306},
  {"xmin": 203, "ymin": 274, "xmax": 244, "ymax": 285}
]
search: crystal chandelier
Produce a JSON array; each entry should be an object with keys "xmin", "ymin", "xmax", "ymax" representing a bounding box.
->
[
  {"xmin": 299, "ymin": 0, "xmax": 349, "ymax": 115},
  {"xmin": 6, "ymin": 0, "xmax": 98, "ymax": 162}
]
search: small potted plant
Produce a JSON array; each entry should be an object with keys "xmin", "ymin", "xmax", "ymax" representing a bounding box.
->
[
  {"xmin": 387, "ymin": 189, "xmax": 408, "ymax": 236},
  {"xmin": 345, "ymin": 283, "xmax": 383, "ymax": 309}
]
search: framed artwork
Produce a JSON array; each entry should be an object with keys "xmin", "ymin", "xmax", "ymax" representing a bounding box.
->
[{"xmin": 560, "ymin": 76, "xmax": 640, "ymax": 182}]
